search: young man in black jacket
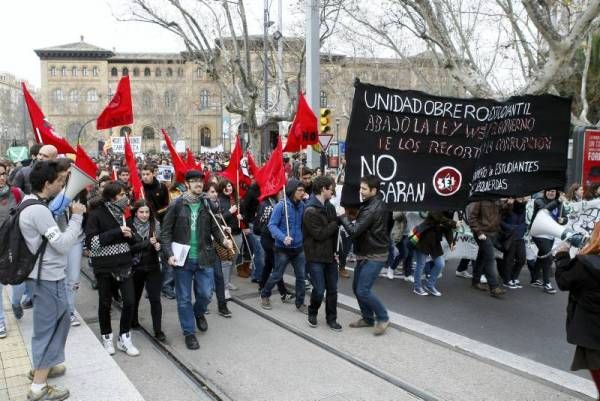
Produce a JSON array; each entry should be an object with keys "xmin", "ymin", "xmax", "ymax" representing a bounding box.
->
[
  {"xmin": 161, "ymin": 170, "xmax": 232, "ymax": 350},
  {"xmin": 340, "ymin": 175, "xmax": 390, "ymax": 335},
  {"xmin": 303, "ymin": 176, "xmax": 342, "ymax": 331}
]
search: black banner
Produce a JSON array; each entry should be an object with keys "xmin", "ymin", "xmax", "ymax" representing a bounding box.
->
[{"xmin": 341, "ymin": 81, "xmax": 572, "ymax": 210}]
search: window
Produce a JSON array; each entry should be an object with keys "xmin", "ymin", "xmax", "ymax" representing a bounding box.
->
[
  {"xmin": 177, "ymin": 68, "xmax": 184, "ymax": 77},
  {"xmin": 155, "ymin": 68, "xmax": 162, "ymax": 77},
  {"xmin": 69, "ymin": 90, "xmax": 80, "ymax": 103},
  {"xmin": 82, "ymin": 67, "xmax": 88, "ymax": 77},
  {"xmin": 196, "ymin": 67, "xmax": 202, "ymax": 79},
  {"xmin": 87, "ymin": 89, "xmax": 98, "ymax": 102},
  {"xmin": 50, "ymin": 67, "xmax": 56, "ymax": 77},
  {"xmin": 72, "ymin": 66, "xmax": 78, "ymax": 77},
  {"xmin": 52, "ymin": 88, "xmax": 64, "ymax": 102},
  {"xmin": 144, "ymin": 68, "xmax": 151, "ymax": 77},
  {"xmin": 320, "ymin": 91, "xmax": 328, "ymax": 108},
  {"xmin": 142, "ymin": 126, "xmax": 155, "ymax": 139},
  {"xmin": 61, "ymin": 66, "xmax": 67, "ymax": 77},
  {"xmin": 199, "ymin": 89, "xmax": 209, "ymax": 109},
  {"xmin": 111, "ymin": 67, "xmax": 118, "ymax": 77},
  {"xmin": 93, "ymin": 66, "xmax": 98, "ymax": 77},
  {"xmin": 120, "ymin": 126, "xmax": 132, "ymax": 137},
  {"xmin": 142, "ymin": 90, "xmax": 153, "ymax": 109},
  {"xmin": 164, "ymin": 91, "xmax": 176, "ymax": 109},
  {"xmin": 133, "ymin": 68, "xmax": 140, "ymax": 77},
  {"xmin": 200, "ymin": 127, "xmax": 211, "ymax": 147},
  {"xmin": 122, "ymin": 67, "xmax": 129, "ymax": 76},
  {"xmin": 166, "ymin": 68, "xmax": 173, "ymax": 77}
]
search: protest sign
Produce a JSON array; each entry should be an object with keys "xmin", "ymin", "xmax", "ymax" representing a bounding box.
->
[
  {"xmin": 341, "ymin": 80, "xmax": 571, "ymax": 210},
  {"xmin": 111, "ymin": 136, "xmax": 141, "ymax": 154},
  {"xmin": 157, "ymin": 165, "xmax": 175, "ymax": 182}
]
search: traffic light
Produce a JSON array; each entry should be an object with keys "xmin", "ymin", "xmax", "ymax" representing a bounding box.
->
[{"xmin": 320, "ymin": 108, "xmax": 332, "ymax": 133}]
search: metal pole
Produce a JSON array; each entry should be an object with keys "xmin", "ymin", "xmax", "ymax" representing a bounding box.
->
[
  {"xmin": 263, "ymin": 0, "xmax": 269, "ymax": 160},
  {"xmin": 336, "ymin": 117, "xmax": 340, "ymax": 171},
  {"xmin": 277, "ymin": 0, "xmax": 283, "ymax": 117},
  {"xmin": 305, "ymin": 0, "xmax": 320, "ymax": 169},
  {"xmin": 76, "ymin": 117, "xmax": 97, "ymax": 146}
]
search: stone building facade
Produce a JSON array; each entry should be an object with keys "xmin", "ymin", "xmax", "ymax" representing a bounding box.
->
[{"xmin": 0, "ymin": 72, "xmax": 35, "ymax": 153}]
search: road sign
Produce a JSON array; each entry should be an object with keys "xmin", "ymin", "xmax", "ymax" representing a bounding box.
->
[{"xmin": 318, "ymin": 134, "xmax": 333, "ymax": 151}]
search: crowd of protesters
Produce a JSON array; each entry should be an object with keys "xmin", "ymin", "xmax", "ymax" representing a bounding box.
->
[{"xmin": 3, "ymin": 144, "xmax": 600, "ymax": 399}]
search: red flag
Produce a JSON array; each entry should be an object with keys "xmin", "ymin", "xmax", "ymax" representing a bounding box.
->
[
  {"xmin": 283, "ymin": 93, "xmax": 318, "ymax": 153},
  {"xmin": 96, "ymin": 76, "xmax": 134, "ymax": 130},
  {"xmin": 111, "ymin": 166, "xmax": 118, "ymax": 181},
  {"xmin": 220, "ymin": 136, "xmax": 251, "ymax": 198},
  {"xmin": 22, "ymin": 83, "xmax": 76, "ymax": 154},
  {"xmin": 124, "ymin": 135, "xmax": 144, "ymax": 201},
  {"xmin": 246, "ymin": 152, "xmax": 260, "ymax": 177},
  {"xmin": 75, "ymin": 145, "xmax": 98, "ymax": 179},
  {"xmin": 162, "ymin": 129, "xmax": 188, "ymax": 183},
  {"xmin": 256, "ymin": 137, "xmax": 286, "ymax": 201},
  {"xmin": 185, "ymin": 148, "xmax": 200, "ymax": 170}
]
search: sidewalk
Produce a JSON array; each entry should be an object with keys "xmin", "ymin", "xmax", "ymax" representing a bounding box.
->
[{"xmin": 0, "ymin": 289, "xmax": 144, "ymax": 401}]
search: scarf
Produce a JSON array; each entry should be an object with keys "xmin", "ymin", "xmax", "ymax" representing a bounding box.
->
[
  {"xmin": 133, "ymin": 217, "xmax": 151, "ymax": 239},
  {"xmin": 105, "ymin": 198, "xmax": 126, "ymax": 225},
  {"xmin": 182, "ymin": 191, "xmax": 202, "ymax": 204}
]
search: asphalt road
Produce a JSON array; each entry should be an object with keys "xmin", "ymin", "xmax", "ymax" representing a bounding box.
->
[{"xmin": 337, "ymin": 259, "xmax": 581, "ymax": 377}]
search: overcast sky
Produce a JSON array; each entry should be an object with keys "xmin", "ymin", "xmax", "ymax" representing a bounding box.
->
[{"xmin": 0, "ymin": 0, "xmax": 277, "ymax": 88}]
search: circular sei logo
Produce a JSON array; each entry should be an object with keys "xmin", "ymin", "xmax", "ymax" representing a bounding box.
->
[{"xmin": 432, "ymin": 166, "xmax": 462, "ymax": 197}]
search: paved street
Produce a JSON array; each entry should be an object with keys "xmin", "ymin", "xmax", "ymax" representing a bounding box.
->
[{"xmin": 338, "ymin": 259, "xmax": 578, "ymax": 376}]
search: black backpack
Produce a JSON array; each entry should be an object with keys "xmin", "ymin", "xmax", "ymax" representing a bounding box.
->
[{"xmin": 0, "ymin": 199, "xmax": 48, "ymax": 285}]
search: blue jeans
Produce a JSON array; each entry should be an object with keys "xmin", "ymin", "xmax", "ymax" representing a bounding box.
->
[
  {"xmin": 308, "ymin": 262, "xmax": 338, "ymax": 322},
  {"xmin": 261, "ymin": 248, "xmax": 306, "ymax": 307},
  {"xmin": 12, "ymin": 282, "xmax": 32, "ymax": 307},
  {"xmin": 249, "ymin": 233, "xmax": 264, "ymax": 281},
  {"xmin": 414, "ymin": 252, "xmax": 444, "ymax": 290},
  {"xmin": 353, "ymin": 259, "xmax": 388, "ymax": 323},
  {"xmin": 0, "ymin": 284, "xmax": 4, "ymax": 326},
  {"xmin": 161, "ymin": 261, "xmax": 175, "ymax": 295},
  {"xmin": 473, "ymin": 237, "xmax": 500, "ymax": 289},
  {"xmin": 65, "ymin": 240, "xmax": 83, "ymax": 315},
  {"xmin": 173, "ymin": 259, "xmax": 214, "ymax": 336}
]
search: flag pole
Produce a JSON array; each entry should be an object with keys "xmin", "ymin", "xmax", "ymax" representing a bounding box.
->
[{"xmin": 283, "ymin": 182, "xmax": 290, "ymax": 237}]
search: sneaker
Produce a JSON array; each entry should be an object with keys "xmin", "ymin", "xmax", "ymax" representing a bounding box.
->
[
  {"xmin": 543, "ymin": 283, "xmax": 557, "ymax": 294},
  {"xmin": 21, "ymin": 299, "xmax": 33, "ymax": 309},
  {"xmin": 185, "ymin": 334, "xmax": 199, "ymax": 350},
  {"xmin": 308, "ymin": 315, "xmax": 317, "ymax": 327},
  {"xmin": 28, "ymin": 365, "xmax": 66, "ymax": 381},
  {"xmin": 349, "ymin": 318, "xmax": 374, "ymax": 328},
  {"xmin": 260, "ymin": 297, "xmax": 272, "ymax": 310},
  {"xmin": 455, "ymin": 270, "xmax": 473, "ymax": 279},
  {"xmin": 394, "ymin": 270, "xmax": 405, "ymax": 278},
  {"xmin": 472, "ymin": 283, "xmax": 489, "ymax": 291},
  {"xmin": 304, "ymin": 280, "xmax": 312, "ymax": 290},
  {"xmin": 12, "ymin": 304, "xmax": 23, "ymax": 320},
  {"xmin": 413, "ymin": 287, "xmax": 429, "ymax": 296},
  {"xmin": 218, "ymin": 303, "xmax": 232, "ymax": 318},
  {"xmin": 530, "ymin": 280, "xmax": 544, "ymax": 288},
  {"xmin": 386, "ymin": 267, "xmax": 394, "ymax": 280},
  {"xmin": 195, "ymin": 315, "xmax": 208, "ymax": 332},
  {"xmin": 338, "ymin": 268, "xmax": 350, "ymax": 278},
  {"xmin": 117, "ymin": 332, "xmax": 140, "ymax": 356},
  {"xmin": 480, "ymin": 275, "xmax": 488, "ymax": 284},
  {"xmin": 424, "ymin": 285, "xmax": 442, "ymax": 297},
  {"xmin": 27, "ymin": 384, "xmax": 69, "ymax": 401},
  {"xmin": 490, "ymin": 287, "xmax": 506, "ymax": 298},
  {"xmin": 514, "ymin": 279, "xmax": 522, "ymax": 286},
  {"xmin": 374, "ymin": 320, "xmax": 390, "ymax": 336},
  {"xmin": 225, "ymin": 289, "xmax": 231, "ymax": 300},
  {"xmin": 281, "ymin": 293, "xmax": 296, "ymax": 303},
  {"xmin": 404, "ymin": 275, "xmax": 415, "ymax": 283},
  {"xmin": 327, "ymin": 321, "xmax": 343, "ymax": 332},
  {"xmin": 162, "ymin": 291, "xmax": 176, "ymax": 300},
  {"xmin": 155, "ymin": 331, "xmax": 166, "ymax": 342},
  {"xmin": 508, "ymin": 280, "xmax": 523, "ymax": 289},
  {"xmin": 70, "ymin": 314, "xmax": 81, "ymax": 327},
  {"xmin": 296, "ymin": 304, "xmax": 309, "ymax": 314},
  {"xmin": 102, "ymin": 333, "xmax": 115, "ymax": 355},
  {"xmin": 0, "ymin": 324, "xmax": 6, "ymax": 339},
  {"xmin": 227, "ymin": 282, "xmax": 238, "ymax": 291},
  {"xmin": 379, "ymin": 269, "xmax": 388, "ymax": 278}
]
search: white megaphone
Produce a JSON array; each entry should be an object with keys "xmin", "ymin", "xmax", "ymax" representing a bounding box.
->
[
  {"xmin": 49, "ymin": 165, "xmax": 96, "ymax": 216},
  {"xmin": 530, "ymin": 209, "xmax": 586, "ymax": 248}
]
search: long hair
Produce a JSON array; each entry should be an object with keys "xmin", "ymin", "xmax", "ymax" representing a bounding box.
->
[
  {"xmin": 130, "ymin": 199, "xmax": 156, "ymax": 235},
  {"xmin": 580, "ymin": 223, "xmax": 600, "ymax": 255},
  {"xmin": 565, "ymin": 183, "xmax": 582, "ymax": 201}
]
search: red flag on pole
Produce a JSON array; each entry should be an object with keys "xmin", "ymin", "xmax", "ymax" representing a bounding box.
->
[
  {"xmin": 220, "ymin": 136, "xmax": 251, "ymax": 198},
  {"xmin": 256, "ymin": 137, "xmax": 287, "ymax": 201},
  {"xmin": 75, "ymin": 145, "xmax": 98, "ymax": 179},
  {"xmin": 185, "ymin": 147, "xmax": 200, "ymax": 170},
  {"xmin": 246, "ymin": 151, "xmax": 260, "ymax": 177},
  {"xmin": 21, "ymin": 83, "xmax": 76, "ymax": 154},
  {"xmin": 283, "ymin": 93, "xmax": 318, "ymax": 153},
  {"xmin": 124, "ymin": 135, "xmax": 144, "ymax": 201},
  {"xmin": 161, "ymin": 129, "xmax": 188, "ymax": 183},
  {"xmin": 96, "ymin": 76, "xmax": 134, "ymax": 130}
]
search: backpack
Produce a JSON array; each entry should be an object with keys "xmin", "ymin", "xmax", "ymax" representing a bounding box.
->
[{"xmin": 0, "ymin": 199, "xmax": 48, "ymax": 285}]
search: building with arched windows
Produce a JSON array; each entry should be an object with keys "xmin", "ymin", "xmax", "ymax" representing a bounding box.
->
[{"xmin": 35, "ymin": 37, "xmax": 222, "ymax": 153}]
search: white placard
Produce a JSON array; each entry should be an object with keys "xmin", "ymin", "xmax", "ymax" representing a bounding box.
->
[
  {"xmin": 110, "ymin": 136, "xmax": 141, "ymax": 153},
  {"xmin": 160, "ymin": 140, "xmax": 186, "ymax": 154}
]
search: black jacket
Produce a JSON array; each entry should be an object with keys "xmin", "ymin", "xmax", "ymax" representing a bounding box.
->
[
  {"xmin": 303, "ymin": 195, "xmax": 338, "ymax": 263},
  {"xmin": 414, "ymin": 211, "xmax": 456, "ymax": 258},
  {"xmin": 160, "ymin": 196, "xmax": 224, "ymax": 267},
  {"xmin": 241, "ymin": 182, "xmax": 260, "ymax": 228},
  {"xmin": 218, "ymin": 194, "xmax": 241, "ymax": 235},
  {"xmin": 556, "ymin": 252, "xmax": 600, "ymax": 350},
  {"xmin": 128, "ymin": 218, "xmax": 161, "ymax": 272},
  {"xmin": 85, "ymin": 203, "xmax": 132, "ymax": 274},
  {"xmin": 340, "ymin": 195, "xmax": 389, "ymax": 256},
  {"xmin": 143, "ymin": 178, "xmax": 170, "ymax": 222},
  {"xmin": 532, "ymin": 196, "xmax": 565, "ymax": 225}
]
